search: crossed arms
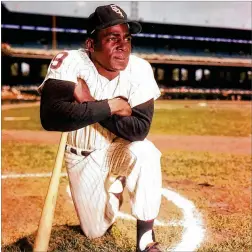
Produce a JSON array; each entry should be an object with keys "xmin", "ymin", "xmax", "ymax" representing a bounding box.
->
[{"xmin": 40, "ymin": 78, "xmax": 154, "ymax": 142}]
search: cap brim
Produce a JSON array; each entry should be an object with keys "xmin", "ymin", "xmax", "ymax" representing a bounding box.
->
[
  {"xmin": 95, "ymin": 19, "xmax": 142, "ymax": 35},
  {"xmin": 128, "ymin": 21, "xmax": 142, "ymax": 34}
]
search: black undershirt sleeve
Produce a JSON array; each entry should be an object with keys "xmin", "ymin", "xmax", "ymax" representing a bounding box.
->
[
  {"xmin": 99, "ymin": 99, "xmax": 154, "ymax": 142},
  {"xmin": 40, "ymin": 78, "xmax": 111, "ymax": 132}
]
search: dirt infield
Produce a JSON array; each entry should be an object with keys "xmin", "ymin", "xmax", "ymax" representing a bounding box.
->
[
  {"xmin": 1, "ymin": 101, "xmax": 40, "ymax": 111},
  {"xmin": 2, "ymin": 129, "xmax": 251, "ymax": 155}
]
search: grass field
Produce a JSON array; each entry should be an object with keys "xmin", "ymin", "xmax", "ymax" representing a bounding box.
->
[
  {"xmin": 2, "ymin": 100, "xmax": 251, "ymax": 252},
  {"xmin": 2, "ymin": 100, "xmax": 251, "ymax": 136}
]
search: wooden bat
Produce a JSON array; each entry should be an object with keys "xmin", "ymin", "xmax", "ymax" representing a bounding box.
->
[{"xmin": 33, "ymin": 131, "xmax": 68, "ymax": 252}]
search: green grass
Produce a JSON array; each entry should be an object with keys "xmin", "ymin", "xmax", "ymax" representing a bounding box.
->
[
  {"xmin": 2, "ymin": 106, "xmax": 43, "ymax": 131},
  {"xmin": 198, "ymin": 214, "xmax": 251, "ymax": 252},
  {"xmin": 2, "ymin": 225, "xmax": 135, "ymax": 252},
  {"xmin": 161, "ymin": 151, "xmax": 251, "ymax": 188},
  {"xmin": 161, "ymin": 150, "xmax": 251, "ymax": 252},
  {"xmin": 151, "ymin": 107, "xmax": 251, "ymax": 136},
  {"xmin": 2, "ymin": 142, "xmax": 61, "ymax": 174},
  {"xmin": 2, "ymin": 101, "xmax": 251, "ymax": 136}
]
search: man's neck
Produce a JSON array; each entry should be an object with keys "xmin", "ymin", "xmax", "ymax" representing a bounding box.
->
[{"xmin": 92, "ymin": 59, "xmax": 119, "ymax": 81}]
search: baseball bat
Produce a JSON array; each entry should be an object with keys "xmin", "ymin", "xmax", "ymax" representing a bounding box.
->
[{"xmin": 33, "ymin": 131, "xmax": 68, "ymax": 252}]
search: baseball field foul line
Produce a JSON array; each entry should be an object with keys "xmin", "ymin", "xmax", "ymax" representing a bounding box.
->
[
  {"xmin": 2, "ymin": 172, "xmax": 205, "ymax": 251},
  {"xmin": 1, "ymin": 172, "xmax": 68, "ymax": 179},
  {"xmin": 162, "ymin": 188, "xmax": 205, "ymax": 252}
]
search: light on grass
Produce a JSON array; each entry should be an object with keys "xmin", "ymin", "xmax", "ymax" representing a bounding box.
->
[{"xmin": 4, "ymin": 116, "xmax": 30, "ymax": 121}]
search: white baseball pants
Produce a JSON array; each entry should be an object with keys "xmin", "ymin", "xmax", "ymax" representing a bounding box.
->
[{"xmin": 64, "ymin": 138, "xmax": 162, "ymax": 239}]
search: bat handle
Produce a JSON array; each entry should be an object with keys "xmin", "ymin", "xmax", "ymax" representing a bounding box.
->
[{"xmin": 33, "ymin": 132, "xmax": 68, "ymax": 252}]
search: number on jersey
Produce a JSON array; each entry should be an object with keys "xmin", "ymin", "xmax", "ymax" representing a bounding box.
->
[{"xmin": 50, "ymin": 52, "xmax": 69, "ymax": 69}]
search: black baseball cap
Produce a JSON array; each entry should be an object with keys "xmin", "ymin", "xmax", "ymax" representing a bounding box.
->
[{"xmin": 87, "ymin": 4, "xmax": 142, "ymax": 36}]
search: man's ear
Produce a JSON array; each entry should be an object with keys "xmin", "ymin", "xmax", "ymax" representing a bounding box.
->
[{"xmin": 85, "ymin": 38, "xmax": 95, "ymax": 53}]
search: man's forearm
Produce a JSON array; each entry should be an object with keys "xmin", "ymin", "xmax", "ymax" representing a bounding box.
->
[
  {"xmin": 40, "ymin": 78, "xmax": 111, "ymax": 132},
  {"xmin": 99, "ymin": 99, "xmax": 154, "ymax": 142}
]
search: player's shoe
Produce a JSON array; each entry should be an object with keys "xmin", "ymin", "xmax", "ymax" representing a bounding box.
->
[
  {"xmin": 139, "ymin": 242, "xmax": 162, "ymax": 252},
  {"xmin": 112, "ymin": 176, "xmax": 126, "ymax": 208}
]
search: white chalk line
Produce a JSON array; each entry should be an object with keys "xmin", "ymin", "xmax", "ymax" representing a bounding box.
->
[
  {"xmin": 2, "ymin": 172, "xmax": 205, "ymax": 251},
  {"xmin": 4, "ymin": 116, "xmax": 31, "ymax": 121},
  {"xmin": 162, "ymin": 188, "xmax": 205, "ymax": 252},
  {"xmin": 1, "ymin": 172, "xmax": 68, "ymax": 179}
]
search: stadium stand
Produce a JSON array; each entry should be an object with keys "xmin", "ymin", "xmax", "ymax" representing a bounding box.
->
[{"xmin": 1, "ymin": 3, "xmax": 251, "ymax": 100}]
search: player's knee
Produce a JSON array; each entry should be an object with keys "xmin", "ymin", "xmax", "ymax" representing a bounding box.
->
[{"xmin": 129, "ymin": 140, "xmax": 161, "ymax": 160}]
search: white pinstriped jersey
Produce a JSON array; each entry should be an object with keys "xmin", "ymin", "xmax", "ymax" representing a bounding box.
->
[{"xmin": 39, "ymin": 49, "xmax": 160, "ymax": 150}]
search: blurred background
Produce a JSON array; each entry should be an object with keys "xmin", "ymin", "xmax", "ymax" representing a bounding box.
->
[{"xmin": 1, "ymin": 1, "xmax": 252, "ymax": 102}]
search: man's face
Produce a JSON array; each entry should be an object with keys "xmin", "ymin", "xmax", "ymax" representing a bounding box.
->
[{"xmin": 92, "ymin": 23, "xmax": 132, "ymax": 72}]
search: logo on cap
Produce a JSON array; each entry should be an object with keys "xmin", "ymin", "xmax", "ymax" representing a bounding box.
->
[{"xmin": 110, "ymin": 4, "xmax": 124, "ymax": 18}]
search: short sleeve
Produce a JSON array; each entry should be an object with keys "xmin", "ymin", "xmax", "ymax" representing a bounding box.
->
[
  {"xmin": 127, "ymin": 55, "xmax": 161, "ymax": 108},
  {"xmin": 37, "ymin": 50, "xmax": 82, "ymax": 94}
]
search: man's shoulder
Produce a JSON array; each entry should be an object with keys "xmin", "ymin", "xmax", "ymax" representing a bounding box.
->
[
  {"xmin": 128, "ymin": 54, "xmax": 152, "ymax": 74},
  {"xmin": 129, "ymin": 54, "xmax": 150, "ymax": 66}
]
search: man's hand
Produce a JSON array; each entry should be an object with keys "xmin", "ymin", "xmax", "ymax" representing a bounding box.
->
[
  {"xmin": 74, "ymin": 78, "xmax": 131, "ymax": 116},
  {"xmin": 108, "ymin": 97, "xmax": 132, "ymax": 116},
  {"xmin": 74, "ymin": 78, "xmax": 95, "ymax": 103}
]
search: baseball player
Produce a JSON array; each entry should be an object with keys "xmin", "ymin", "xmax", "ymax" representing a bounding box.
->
[{"xmin": 39, "ymin": 4, "xmax": 162, "ymax": 252}]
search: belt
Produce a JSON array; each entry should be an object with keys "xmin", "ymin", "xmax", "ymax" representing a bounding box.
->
[{"xmin": 65, "ymin": 146, "xmax": 92, "ymax": 157}]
